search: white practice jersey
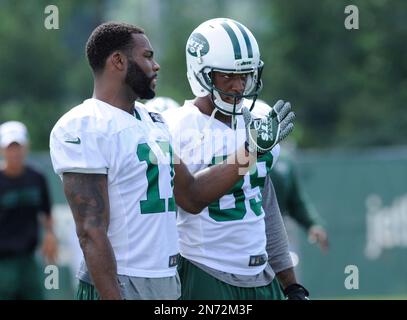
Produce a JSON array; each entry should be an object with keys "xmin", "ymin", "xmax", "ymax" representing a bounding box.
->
[
  {"xmin": 163, "ymin": 100, "xmax": 280, "ymax": 275},
  {"xmin": 50, "ymin": 98, "xmax": 178, "ymax": 278}
]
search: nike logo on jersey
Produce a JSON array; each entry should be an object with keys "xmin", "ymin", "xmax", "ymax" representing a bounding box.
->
[{"xmin": 65, "ymin": 137, "xmax": 81, "ymax": 144}]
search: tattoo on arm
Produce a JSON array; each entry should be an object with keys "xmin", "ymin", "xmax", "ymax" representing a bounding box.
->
[
  {"xmin": 63, "ymin": 173, "xmax": 108, "ymax": 229},
  {"xmin": 63, "ymin": 173, "xmax": 121, "ymax": 299}
]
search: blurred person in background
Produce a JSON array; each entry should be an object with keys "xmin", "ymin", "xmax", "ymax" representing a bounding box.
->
[
  {"xmin": 0, "ymin": 121, "xmax": 58, "ymax": 300},
  {"xmin": 267, "ymin": 147, "xmax": 329, "ymax": 252}
]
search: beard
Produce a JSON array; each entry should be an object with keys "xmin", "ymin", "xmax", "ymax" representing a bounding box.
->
[{"xmin": 125, "ymin": 59, "xmax": 156, "ymax": 100}]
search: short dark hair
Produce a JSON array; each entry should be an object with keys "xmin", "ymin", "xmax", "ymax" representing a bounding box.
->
[{"xmin": 86, "ymin": 22, "xmax": 144, "ymax": 72}]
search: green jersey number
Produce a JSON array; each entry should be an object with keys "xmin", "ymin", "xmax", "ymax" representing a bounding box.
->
[
  {"xmin": 137, "ymin": 141, "xmax": 176, "ymax": 214},
  {"xmin": 208, "ymin": 153, "xmax": 274, "ymax": 222}
]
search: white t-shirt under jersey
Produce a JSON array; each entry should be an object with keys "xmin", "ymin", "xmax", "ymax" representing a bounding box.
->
[{"xmin": 50, "ymin": 98, "xmax": 178, "ymax": 278}]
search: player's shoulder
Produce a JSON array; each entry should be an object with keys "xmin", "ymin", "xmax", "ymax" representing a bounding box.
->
[
  {"xmin": 51, "ymin": 99, "xmax": 124, "ymax": 138},
  {"xmin": 162, "ymin": 100, "xmax": 199, "ymax": 119},
  {"xmin": 141, "ymin": 102, "xmax": 167, "ymax": 124},
  {"xmin": 162, "ymin": 100, "xmax": 202, "ymax": 129}
]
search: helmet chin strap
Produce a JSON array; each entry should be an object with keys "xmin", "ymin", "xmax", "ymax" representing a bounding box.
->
[
  {"xmin": 213, "ymin": 92, "xmax": 244, "ymax": 116},
  {"xmin": 203, "ymin": 107, "xmax": 218, "ymax": 135},
  {"xmin": 211, "ymin": 93, "xmax": 245, "ymax": 131},
  {"xmin": 231, "ymin": 114, "xmax": 237, "ymax": 130}
]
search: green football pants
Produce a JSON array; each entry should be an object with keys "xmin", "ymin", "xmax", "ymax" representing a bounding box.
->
[{"xmin": 178, "ymin": 256, "xmax": 285, "ymax": 300}]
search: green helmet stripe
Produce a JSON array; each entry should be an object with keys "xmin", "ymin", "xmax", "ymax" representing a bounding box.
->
[
  {"xmin": 233, "ymin": 21, "xmax": 253, "ymax": 58},
  {"xmin": 221, "ymin": 22, "xmax": 242, "ymax": 60}
]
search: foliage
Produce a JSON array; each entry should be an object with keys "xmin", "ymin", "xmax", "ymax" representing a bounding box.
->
[{"xmin": 0, "ymin": 0, "xmax": 405, "ymax": 150}]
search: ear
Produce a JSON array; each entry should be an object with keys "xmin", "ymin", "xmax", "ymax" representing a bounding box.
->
[{"xmin": 109, "ymin": 51, "xmax": 127, "ymax": 72}]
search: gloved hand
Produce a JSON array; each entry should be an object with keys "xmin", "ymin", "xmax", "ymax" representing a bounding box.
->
[
  {"xmin": 242, "ymin": 100, "xmax": 295, "ymax": 155},
  {"xmin": 283, "ymin": 283, "xmax": 310, "ymax": 300}
]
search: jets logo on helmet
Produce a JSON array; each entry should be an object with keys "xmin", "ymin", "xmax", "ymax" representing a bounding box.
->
[
  {"xmin": 187, "ymin": 33, "xmax": 210, "ymax": 61},
  {"xmin": 186, "ymin": 18, "xmax": 264, "ymax": 116}
]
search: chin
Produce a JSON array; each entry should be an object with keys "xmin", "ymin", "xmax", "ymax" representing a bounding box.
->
[{"xmin": 142, "ymin": 91, "xmax": 155, "ymax": 100}]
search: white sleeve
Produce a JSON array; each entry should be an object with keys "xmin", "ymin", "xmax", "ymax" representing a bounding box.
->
[
  {"xmin": 270, "ymin": 143, "xmax": 280, "ymax": 169},
  {"xmin": 50, "ymin": 125, "xmax": 110, "ymax": 175}
]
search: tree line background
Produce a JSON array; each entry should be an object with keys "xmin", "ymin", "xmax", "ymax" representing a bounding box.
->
[{"xmin": 1, "ymin": 0, "xmax": 406, "ymax": 151}]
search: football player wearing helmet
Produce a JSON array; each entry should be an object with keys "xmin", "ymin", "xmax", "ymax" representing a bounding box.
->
[{"xmin": 163, "ymin": 18, "xmax": 308, "ymax": 300}]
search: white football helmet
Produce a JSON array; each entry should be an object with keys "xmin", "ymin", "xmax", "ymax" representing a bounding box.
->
[
  {"xmin": 145, "ymin": 96, "xmax": 180, "ymax": 113},
  {"xmin": 186, "ymin": 18, "xmax": 264, "ymax": 116}
]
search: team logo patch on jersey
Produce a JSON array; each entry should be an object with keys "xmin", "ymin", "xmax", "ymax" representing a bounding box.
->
[
  {"xmin": 148, "ymin": 112, "xmax": 165, "ymax": 123},
  {"xmin": 168, "ymin": 254, "xmax": 180, "ymax": 267},
  {"xmin": 248, "ymin": 254, "xmax": 267, "ymax": 267}
]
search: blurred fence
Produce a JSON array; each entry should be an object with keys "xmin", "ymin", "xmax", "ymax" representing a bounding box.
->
[{"xmin": 294, "ymin": 146, "xmax": 407, "ymax": 299}]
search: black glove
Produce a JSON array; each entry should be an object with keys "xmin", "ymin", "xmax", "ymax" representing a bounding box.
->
[{"xmin": 283, "ymin": 283, "xmax": 310, "ymax": 300}]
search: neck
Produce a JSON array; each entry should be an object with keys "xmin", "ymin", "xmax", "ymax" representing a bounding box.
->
[
  {"xmin": 93, "ymin": 76, "xmax": 137, "ymax": 114},
  {"xmin": 194, "ymin": 97, "xmax": 232, "ymax": 126}
]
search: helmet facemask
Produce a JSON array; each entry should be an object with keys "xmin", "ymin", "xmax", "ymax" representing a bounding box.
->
[{"xmin": 194, "ymin": 61, "xmax": 264, "ymax": 116}]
